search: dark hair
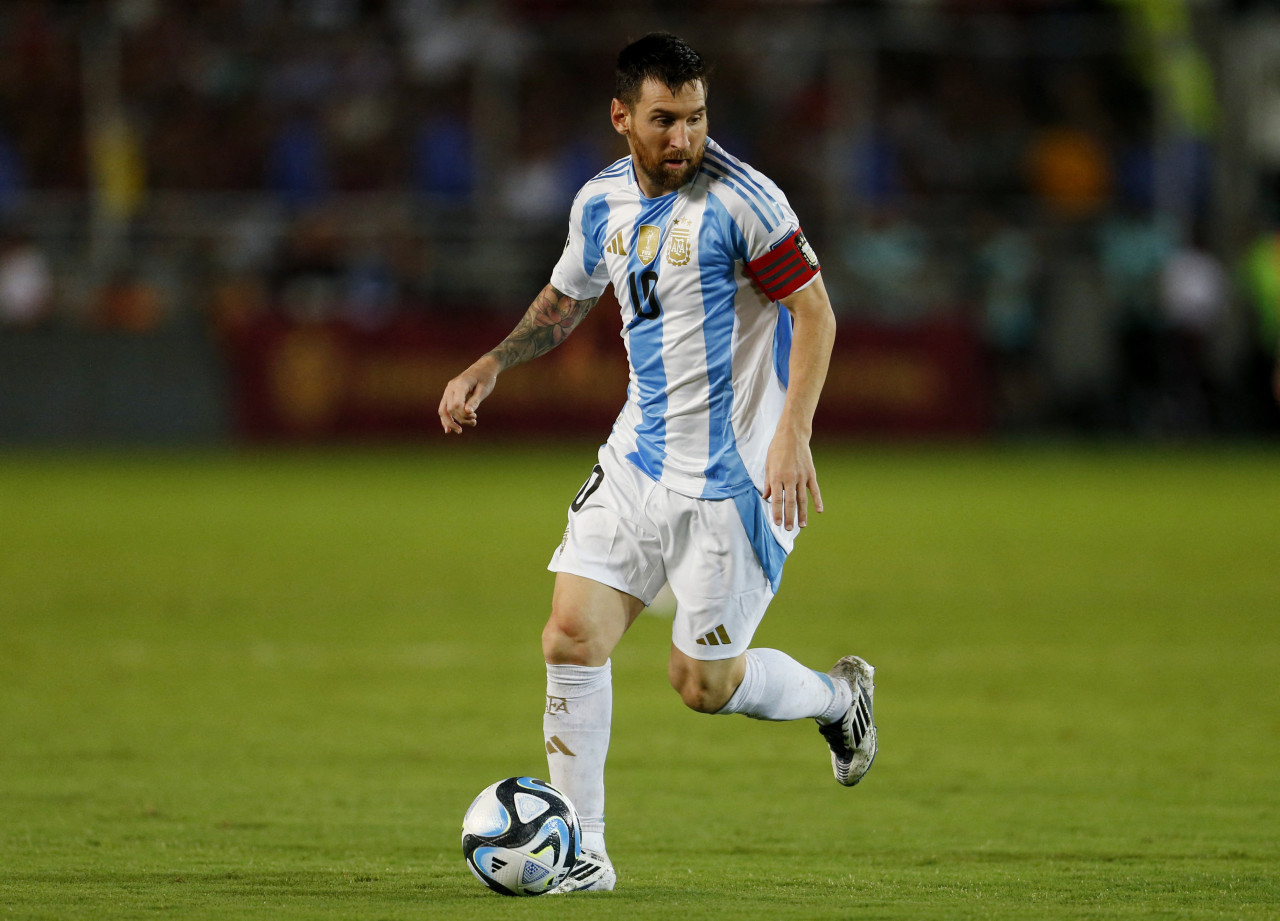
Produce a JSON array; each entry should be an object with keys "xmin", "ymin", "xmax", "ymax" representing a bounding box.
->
[{"xmin": 615, "ymin": 33, "xmax": 707, "ymax": 107}]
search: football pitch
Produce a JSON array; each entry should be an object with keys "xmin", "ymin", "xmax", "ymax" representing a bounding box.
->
[{"xmin": 2, "ymin": 443, "xmax": 1277, "ymax": 920}]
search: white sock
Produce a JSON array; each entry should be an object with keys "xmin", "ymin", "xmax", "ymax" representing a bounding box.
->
[
  {"xmin": 716, "ymin": 648, "xmax": 851, "ymax": 723},
  {"xmin": 544, "ymin": 661, "xmax": 611, "ymax": 855}
]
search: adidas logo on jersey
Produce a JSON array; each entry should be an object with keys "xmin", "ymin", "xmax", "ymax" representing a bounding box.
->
[
  {"xmin": 605, "ymin": 231, "xmax": 627, "ymax": 256},
  {"xmin": 695, "ymin": 625, "xmax": 732, "ymax": 647}
]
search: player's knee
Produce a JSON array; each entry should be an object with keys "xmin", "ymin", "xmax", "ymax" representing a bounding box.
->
[
  {"xmin": 542, "ymin": 609, "xmax": 601, "ymax": 665},
  {"xmin": 668, "ymin": 660, "xmax": 736, "ymax": 713}
]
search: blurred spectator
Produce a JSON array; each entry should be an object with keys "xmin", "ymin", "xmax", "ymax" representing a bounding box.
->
[
  {"xmin": 840, "ymin": 208, "xmax": 940, "ymax": 322},
  {"xmin": 971, "ymin": 210, "xmax": 1042, "ymax": 428},
  {"xmin": 1026, "ymin": 125, "xmax": 1112, "ymax": 220},
  {"xmin": 1097, "ymin": 209, "xmax": 1177, "ymax": 322},
  {"xmin": 1097, "ymin": 208, "xmax": 1178, "ymax": 424},
  {"xmin": 1237, "ymin": 225, "xmax": 1280, "ymax": 421},
  {"xmin": 0, "ymin": 124, "xmax": 25, "ymax": 217},
  {"xmin": 266, "ymin": 116, "xmax": 331, "ymax": 208},
  {"xmin": 270, "ymin": 210, "xmax": 344, "ymax": 322},
  {"xmin": 413, "ymin": 102, "xmax": 475, "ymax": 203},
  {"xmin": 1160, "ymin": 239, "xmax": 1227, "ymax": 336},
  {"xmin": 500, "ymin": 139, "xmax": 567, "ymax": 224},
  {"xmin": 1156, "ymin": 235, "xmax": 1228, "ymax": 432},
  {"xmin": 88, "ymin": 269, "xmax": 165, "ymax": 332},
  {"xmin": 1027, "ymin": 67, "xmax": 1113, "ymax": 220},
  {"xmin": 207, "ymin": 270, "xmax": 270, "ymax": 340},
  {"xmin": 851, "ymin": 129, "xmax": 904, "ymax": 209},
  {"xmin": 0, "ymin": 231, "xmax": 52, "ymax": 328},
  {"xmin": 343, "ymin": 237, "xmax": 400, "ymax": 329},
  {"xmin": 1039, "ymin": 251, "xmax": 1118, "ymax": 430}
]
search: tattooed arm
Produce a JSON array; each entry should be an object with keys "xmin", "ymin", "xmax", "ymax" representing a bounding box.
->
[{"xmin": 438, "ymin": 283, "xmax": 599, "ymax": 434}]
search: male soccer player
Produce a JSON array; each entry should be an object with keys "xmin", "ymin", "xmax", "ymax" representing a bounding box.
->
[{"xmin": 438, "ymin": 33, "xmax": 876, "ymax": 893}]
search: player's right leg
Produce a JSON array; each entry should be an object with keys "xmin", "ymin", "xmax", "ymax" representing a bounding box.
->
[
  {"xmin": 543, "ymin": 572, "xmax": 643, "ymax": 668},
  {"xmin": 541, "ymin": 574, "xmax": 642, "ymax": 893},
  {"xmin": 542, "ymin": 445, "xmax": 666, "ymax": 893}
]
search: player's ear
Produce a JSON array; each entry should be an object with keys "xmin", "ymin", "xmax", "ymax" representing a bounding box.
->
[{"xmin": 610, "ymin": 98, "xmax": 630, "ymax": 137}]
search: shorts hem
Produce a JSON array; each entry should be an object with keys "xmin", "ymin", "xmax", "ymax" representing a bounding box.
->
[{"xmin": 547, "ymin": 559, "xmax": 658, "ymax": 607}]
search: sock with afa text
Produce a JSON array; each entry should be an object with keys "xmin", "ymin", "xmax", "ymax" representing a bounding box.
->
[{"xmin": 544, "ymin": 661, "xmax": 612, "ymax": 855}]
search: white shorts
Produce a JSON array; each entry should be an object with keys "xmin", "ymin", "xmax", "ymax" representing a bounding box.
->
[{"xmin": 548, "ymin": 443, "xmax": 796, "ymax": 661}]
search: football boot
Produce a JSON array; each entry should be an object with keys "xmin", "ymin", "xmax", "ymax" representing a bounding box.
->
[
  {"xmin": 817, "ymin": 655, "xmax": 877, "ymax": 786},
  {"xmin": 550, "ymin": 849, "xmax": 616, "ymax": 893}
]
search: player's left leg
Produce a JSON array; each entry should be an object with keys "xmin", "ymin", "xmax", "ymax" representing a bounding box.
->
[
  {"xmin": 661, "ymin": 487, "xmax": 877, "ymax": 785},
  {"xmin": 668, "ymin": 645, "xmax": 849, "ymax": 722},
  {"xmin": 661, "ymin": 489, "xmax": 848, "ymax": 721},
  {"xmin": 668, "ymin": 635, "xmax": 877, "ymax": 788}
]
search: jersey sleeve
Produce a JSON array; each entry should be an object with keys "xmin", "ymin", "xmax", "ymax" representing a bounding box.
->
[
  {"xmin": 708, "ymin": 151, "xmax": 821, "ymax": 301},
  {"xmin": 550, "ymin": 191, "xmax": 610, "ymax": 301}
]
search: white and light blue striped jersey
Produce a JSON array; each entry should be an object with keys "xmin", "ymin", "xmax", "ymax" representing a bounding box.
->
[{"xmin": 550, "ymin": 137, "xmax": 822, "ymax": 503}]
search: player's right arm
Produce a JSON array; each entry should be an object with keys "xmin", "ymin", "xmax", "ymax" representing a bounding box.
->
[{"xmin": 438, "ymin": 283, "xmax": 599, "ymax": 434}]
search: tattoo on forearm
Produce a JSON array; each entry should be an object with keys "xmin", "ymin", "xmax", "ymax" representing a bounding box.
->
[{"xmin": 487, "ymin": 284, "xmax": 598, "ymax": 370}]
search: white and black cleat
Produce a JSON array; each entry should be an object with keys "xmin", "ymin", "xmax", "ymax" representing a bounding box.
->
[
  {"xmin": 550, "ymin": 849, "xmax": 616, "ymax": 893},
  {"xmin": 818, "ymin": 655, "xmax": 877, "ymax": 787}
]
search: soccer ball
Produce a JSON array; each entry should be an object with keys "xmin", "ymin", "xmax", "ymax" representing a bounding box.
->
[{"xmin": 461, "ymin": 776, "xmax": 581, "ymax": 896}]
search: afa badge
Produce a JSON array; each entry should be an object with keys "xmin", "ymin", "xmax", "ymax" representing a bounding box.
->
[{"xmin": 666, "ymin": 218, "xmax": 693, "ymax": 267}]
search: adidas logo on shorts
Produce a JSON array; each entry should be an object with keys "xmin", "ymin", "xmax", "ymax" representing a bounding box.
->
[{"xmin": 695, "ymin": 625, "xmax": 732, "ymax": 647}]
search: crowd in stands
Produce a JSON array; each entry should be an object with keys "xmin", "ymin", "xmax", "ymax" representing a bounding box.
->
[{"xmin": 0, "ymin": 0, "xmax": 1277, "ymax": 433}]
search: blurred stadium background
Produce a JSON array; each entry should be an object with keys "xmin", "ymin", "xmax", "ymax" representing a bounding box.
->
[
  {"xmin": 5, "ymin": 6, "xmax": 1280, "ymax": 915},
  {"xmin": 1, "ymin": 0, "xmax": 1280, "ymax": 444}
]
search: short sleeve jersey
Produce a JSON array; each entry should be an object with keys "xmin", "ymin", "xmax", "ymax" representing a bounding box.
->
[{"xmin": 550, "ymin": 137, "xmax": 821, "ymax": 501}]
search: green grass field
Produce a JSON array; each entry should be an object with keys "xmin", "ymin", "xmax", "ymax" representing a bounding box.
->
[{"xmin": 2, "ymin": 443, "xmax": 1277, "ymax": 920}]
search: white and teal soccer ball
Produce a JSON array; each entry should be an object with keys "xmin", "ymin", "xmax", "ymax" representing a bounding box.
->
[{"xmin": 461, "ymin": 776, "xmax": 581, "ymax": 896}]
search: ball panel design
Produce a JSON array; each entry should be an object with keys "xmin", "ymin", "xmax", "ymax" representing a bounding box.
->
[
  {"xmin": 513, "ymin": 791, "xmax": 550, "ymax": 823},
  {"xmin": 461, "ymin": 781, "xmax": 511, "ymax": 837},
  {"xmin": 461, "ymin": 776, "xmax": 581, "ymax": 897}
]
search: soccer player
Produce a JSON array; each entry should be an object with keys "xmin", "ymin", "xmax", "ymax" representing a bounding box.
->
[{"xmin": 438, "ymin": 33, "xmax": 876, "ymax": 892}]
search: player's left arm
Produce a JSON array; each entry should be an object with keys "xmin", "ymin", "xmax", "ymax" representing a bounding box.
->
[{"xmin": 765, "ymin": 273, "xmax": 836, "ymax": 531}]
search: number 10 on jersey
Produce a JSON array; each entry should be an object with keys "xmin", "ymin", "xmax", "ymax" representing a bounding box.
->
[{"xmin": 627, "ymin": 270, "xmax": 662, "ymax": 324}]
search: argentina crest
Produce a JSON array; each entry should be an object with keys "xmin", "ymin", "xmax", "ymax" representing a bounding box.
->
[
  {"xmin": 666, "ymin": 218, "xmax": 693, "ymax": 267},
  {"xmin": 636, "ymin": 225, "xmax": 661, "ymax": 265}
]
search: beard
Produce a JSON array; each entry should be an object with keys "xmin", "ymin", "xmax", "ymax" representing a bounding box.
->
[{"xmin": 636, "ymin": 143, "xmax": 704, "ymax": 194}]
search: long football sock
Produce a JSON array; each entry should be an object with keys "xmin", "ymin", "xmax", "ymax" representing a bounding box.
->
[
  {"xmin": 716, "ymin": 648, "xmax": 851, "ymax": 723},
  {"xmin": 544, "ymin": 661, "xmax": 611, "ymax": 855}
]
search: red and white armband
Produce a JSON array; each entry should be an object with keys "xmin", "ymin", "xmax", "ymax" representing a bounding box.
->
[{"xmin": 744, "ymin": 229, "xmax": 821, "ymax": 301}]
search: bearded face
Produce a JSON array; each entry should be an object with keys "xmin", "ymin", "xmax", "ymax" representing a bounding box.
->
[
  {"xmin": 612, "ymin": 78, "xmax": 708, "ymax": 198},
  {"xmin": 633, "ymin": 137, "xmax": 704, "ymax": 195}
]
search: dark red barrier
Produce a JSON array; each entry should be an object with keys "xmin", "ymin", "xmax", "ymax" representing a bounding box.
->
[
  {"xmin": 224, "ymin": 302, "xmax": 988, "ymax": 441},
  {"xmin": 816, "ymin": 316, "xmax": 991, "ymax": 437}
]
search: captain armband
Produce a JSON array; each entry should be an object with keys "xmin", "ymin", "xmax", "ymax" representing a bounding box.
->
[{"xmin": 744, "ymin": 229, "xmax": 821, "ymax": 301}]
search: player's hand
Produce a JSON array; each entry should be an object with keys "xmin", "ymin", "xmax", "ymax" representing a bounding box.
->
[
  {"xmin": 762, "ymin": 423, "xmax": 823, "ymax": 531},
  {"xmin": 438, "ymin": 356, "xmax": 499, "ymax": 434}
]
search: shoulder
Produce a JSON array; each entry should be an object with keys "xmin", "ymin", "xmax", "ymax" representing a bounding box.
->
[
  {"xmin": 570, "ymin": 155, "xmax": 634, "ymax": 204},
  {"xmin": 565, "ymin": 156, "xmax": 635, "ymax": 237},
  {"xmin": 697, "ymin": 139, "xmax": 793, "ymax": 233}
]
